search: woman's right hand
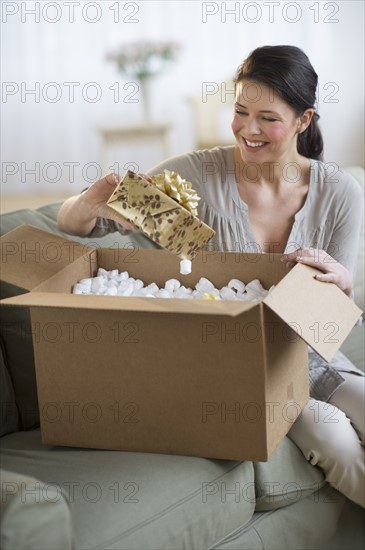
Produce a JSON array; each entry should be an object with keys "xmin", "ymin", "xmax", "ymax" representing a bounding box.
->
[
  {"xmin": 81, "ymin": 172, "xmax": 136, "ymax": 231},
  {"xmin": 57, "ymin": 172, "xmax": 152, "ymax": 237}
]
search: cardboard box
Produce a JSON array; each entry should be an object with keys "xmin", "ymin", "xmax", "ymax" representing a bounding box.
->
[
  {"xmin": 106, "ymin": 170, "xmax": 215, "ymax": 260},
  {"xmin": 1, "ymin": 225, "xmax": 362, "ymax": 461}
]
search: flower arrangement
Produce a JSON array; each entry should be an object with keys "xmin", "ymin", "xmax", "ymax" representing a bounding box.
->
[{"xmin": 106, "ymin": 41, "xmax": 180, "ymax": 81}]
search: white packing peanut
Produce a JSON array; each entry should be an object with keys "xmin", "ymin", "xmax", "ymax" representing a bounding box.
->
[
  {"xmin": 79, "ymin": 278, "xmax": 92, "ymax": 287},
  {"xmin": 91, "ymin": 276, "xmax": 105, "ymax": 292},
  {"xmin": 145, "ymin": 283, "xmax": 159, "ymax": 294},
  {"xmin": 173, "ymin": 286, "xmax": 192, "ymax": 298},
  {"xmin": 118, "ymin": 271, "xmax": 129, "ymax": 282},
  {"xmin": 105, "ymin": 287, "xmax": 118, "ymax": 296},
  {"xmin": 73, "ymin": 283, "xmax": 86, "ymax": 295},
  {"xmin": 220, "ymin": 286, "xmax": 238, "ymax": 301},
  {"xmin": 228, "ymin": 279, "xmax": 246, "ymax": 294},
  {"xmin": 195, "ymin": 277, "xmax": 215, "ymax": 293},
  {"xmin": 244, "ymin": 280, "xmax": 267, "ymax": 299},
  {"xmin": 165, "ymin": 279, "xmax": 181, "ymax": 293},
  {"xmin": 180, "ymin": 259, "xmax": 192, "ymax": 275},
  {"xmin": 156, "ymin": 289, "xmax": 171, "ymax": 298},
  {"xmin": 133, "ymin": 289, "xmax": 148, "ymax": 297}
]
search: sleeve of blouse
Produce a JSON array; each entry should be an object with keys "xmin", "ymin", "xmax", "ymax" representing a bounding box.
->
[
  {"xmin": 328, "ymin": 171, "xmax": 363, "ymax": 284},
  {"xmin": 83, "ymin": 217, "xmax": 131, "ymax": 238}
]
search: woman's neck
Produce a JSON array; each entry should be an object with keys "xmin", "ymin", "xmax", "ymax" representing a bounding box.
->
[{"xmin": 234, "ymin": 146, "xmax": 311, "ymax": 190}]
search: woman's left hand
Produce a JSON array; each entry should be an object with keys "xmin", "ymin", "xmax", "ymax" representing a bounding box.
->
[{"xmin": 280, "ymin": 248, "xmax": 353, "ymax": 297}]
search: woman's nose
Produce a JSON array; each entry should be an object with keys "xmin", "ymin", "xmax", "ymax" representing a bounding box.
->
[{"xmin": 246, "ymin": 117, "xmax": 262, "ymax": 135}]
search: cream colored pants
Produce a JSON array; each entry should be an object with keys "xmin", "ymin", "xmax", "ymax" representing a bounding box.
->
[{"xmin": 288, "ymin": 372, "xmax": 365, "ymax": 507}]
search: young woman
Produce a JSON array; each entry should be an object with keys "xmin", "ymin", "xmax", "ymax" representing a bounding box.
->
[{"xmin": 58, "ymin": 45, "xmax": 364, "ymax": 507}]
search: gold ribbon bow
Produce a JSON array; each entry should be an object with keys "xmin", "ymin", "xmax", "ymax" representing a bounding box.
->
[{"xmin": 151, "ymin": 170, "xmax": 200, "ymax": 216}]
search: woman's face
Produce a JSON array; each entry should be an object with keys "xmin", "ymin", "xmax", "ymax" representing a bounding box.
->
[{"xmin": 231, "ymin": 80, "xmax": 305, "ymax": 164}]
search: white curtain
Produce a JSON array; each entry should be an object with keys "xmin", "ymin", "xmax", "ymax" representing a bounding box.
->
[{"xmin": 1, "ymin": 0, "xmax": 364, "ymax": 195}]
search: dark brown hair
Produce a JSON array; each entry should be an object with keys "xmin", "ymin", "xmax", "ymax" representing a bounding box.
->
[{"xmin": 234, "ymin": 45, "xmax": 323, "ymax": 160}]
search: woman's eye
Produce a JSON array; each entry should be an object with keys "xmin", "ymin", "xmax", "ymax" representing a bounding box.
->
[{"xmin": 234, "ymin": 110, "xmax": 277, "ymax": 122}]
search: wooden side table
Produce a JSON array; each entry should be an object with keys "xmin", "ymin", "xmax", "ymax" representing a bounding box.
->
[{"xmin": 97, "ymin": 122, "xmax": 172, "ymax": 173}]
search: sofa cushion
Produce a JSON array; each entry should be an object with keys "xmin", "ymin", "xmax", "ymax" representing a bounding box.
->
[
  {"xmin": 0, "ymin": 469, "xmax": 72, "ymax": 550},
  {"xmin": 253, "ymin": 437, "xmax": 326, "ymax": 511},
  {"xmin": 214, "ymin": 485, "xmax": 354, "ymax": 550},
  {"xmin": 0, "ymin": 343, "xmax": 20, "ymax": 436},
  {"xmin": 340, "ymin": 322, "xmax": 365, "ymax": 373},
  {"xmin": 0, "ymin": 298, "xmax": 39, "ymax": 431},
  {"xmin": 0, "ymin": 429, "xmax": 255, "ymax": 550}
]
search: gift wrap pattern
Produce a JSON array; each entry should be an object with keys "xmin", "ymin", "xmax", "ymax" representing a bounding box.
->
[{"xmin": 107, "ymin": 171, "xmax": 215, "ymax": 260}]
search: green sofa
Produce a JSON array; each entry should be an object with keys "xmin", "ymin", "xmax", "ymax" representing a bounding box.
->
[{"xmin": 0, "ymin": 167, "xmax": 364, "ymax": 549}]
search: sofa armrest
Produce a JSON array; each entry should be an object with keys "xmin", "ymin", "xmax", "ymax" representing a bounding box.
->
[{"xmin": 0, "ymin": 469, "xmax": 72, "ymax": 550}]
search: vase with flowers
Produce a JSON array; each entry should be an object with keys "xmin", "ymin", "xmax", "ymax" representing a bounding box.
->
[{"xmin": 106, "ymin": 41, "xmax": 180, "ymax": 120}]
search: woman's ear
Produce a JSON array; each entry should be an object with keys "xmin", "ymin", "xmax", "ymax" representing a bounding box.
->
[{"xmin": 297, "ymin": 109, "xmax": 315, "ymax": 133}]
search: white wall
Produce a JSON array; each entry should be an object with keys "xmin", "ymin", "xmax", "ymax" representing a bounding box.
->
[{"xmin": 1, "ymin": 0, "xmax": 364, "ymax": 195}]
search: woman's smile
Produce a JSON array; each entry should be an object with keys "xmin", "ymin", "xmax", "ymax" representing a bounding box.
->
[{"xmin": 241, "ymin": 137, "xmax": 269, "ymax": 151}]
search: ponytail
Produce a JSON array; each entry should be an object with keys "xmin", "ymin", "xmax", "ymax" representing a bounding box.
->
[{"xmin": 297, "ymin": 113, "xmax": 323, "ymax": 161}]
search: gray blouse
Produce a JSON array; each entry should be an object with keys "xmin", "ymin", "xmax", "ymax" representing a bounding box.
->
[
  {"xmin": 147, "ymin": 146, "xmax": 363, "ymax": 282},
  {"xmin": 89, "ymin": 146, "xmax": 364, "ymax": 401}
]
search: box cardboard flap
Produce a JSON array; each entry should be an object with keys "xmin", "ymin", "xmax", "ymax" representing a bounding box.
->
[
  {"xmin": 0, "ymin": 224, "xmax": 91, "ymax": 291},
  {"xmin": 1, "ymin": 292, "xmax": 259, "ymax": 316},
  {"xmin": 264, "ymin": 263, "xmax": 362, "ymax": 362}
]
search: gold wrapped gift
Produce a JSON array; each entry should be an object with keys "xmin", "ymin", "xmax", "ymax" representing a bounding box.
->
[{"xmin": 107, "ymin": 170, "xmax": 215, "ymax": 260}]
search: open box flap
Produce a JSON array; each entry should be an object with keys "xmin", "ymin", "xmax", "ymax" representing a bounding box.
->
[
  {"xmin": 1, "ymin": 291, "xmax": 259, "ymax": 316},
  {"xmin": 263, "ymin": 263, "xmax": 362, "ymax": 362},
  {"xmin": 0, "ymin": 224, "xmax": 91, "ymax": 291}
]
